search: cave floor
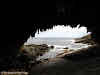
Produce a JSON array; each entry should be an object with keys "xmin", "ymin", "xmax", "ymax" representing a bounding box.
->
[{"xmin": 30, "ymin": 57, "xmax": 100, "ymax": 75}]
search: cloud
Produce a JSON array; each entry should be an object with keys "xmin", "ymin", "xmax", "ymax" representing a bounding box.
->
[{"xmin": 35, "ymin": 24, "xmax": 91, "ymax": 38}]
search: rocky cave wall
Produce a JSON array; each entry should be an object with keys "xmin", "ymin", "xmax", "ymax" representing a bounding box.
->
[
  {"xmin": 0, "ymin": 0, "xmax": 97, "ymax": 71},
  {"xmin": 0, "ymin": 24, "xmax": 98, "ymax": 58}
]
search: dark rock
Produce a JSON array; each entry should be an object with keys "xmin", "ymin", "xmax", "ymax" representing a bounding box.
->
[
  {"xmin": 64, "ymin": 44, "xmax": 98, "ymax": 59},
  {"xmin": 40, "ymin": 44, "xmax": 48, "ymax": 47},
  {"xmin": 20, "ymin": 44, "xmax": 50, "ymax": 61},
  {"xmin": 50, "ymin": 45, "xmax": 54, "ymax": 49},
  {"xmin": 69, "ymin": 49, "xmax": 74, "ymax": 51},
  {"xmin": 63, "ymin": 47, "xmax": 68, "ymax": 49}
]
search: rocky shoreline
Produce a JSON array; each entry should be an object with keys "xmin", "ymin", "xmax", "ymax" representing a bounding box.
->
[
  {"xmin": 3, "ymin": 44, "xmax": 54, "ymax": 72},
  {"xmin": 1, "ymin": 34, "xmax": 98, "ymax": 73}
]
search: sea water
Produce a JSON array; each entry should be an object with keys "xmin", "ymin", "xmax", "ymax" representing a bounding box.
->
[{"xmin": 24, "ymin": 37, "xmax": 91, "ymax": 60}]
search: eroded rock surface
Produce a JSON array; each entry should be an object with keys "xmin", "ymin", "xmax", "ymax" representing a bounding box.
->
[
  {"xmin": 20, "ymin": 44, "xmax": 50, "ymax": 58},
  {"xmin": 75, "ymin": 33, "xmax": 95, "ymax": 45}
]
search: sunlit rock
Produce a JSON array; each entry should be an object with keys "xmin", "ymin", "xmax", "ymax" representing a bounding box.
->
[
  {"xmin": 64, "ymin": 44, "xmax": 98, "ymax": 59},
  {"xmin": 56, "ymin": 49, "xmax": 69, "ymax": 58},
  {"xmin": 75, "ymin": 33, "xmax": 91, "ymax": 43},
  {"xmin": 20, "ymin": 44, "xmax": 50, "ymax": 58}
]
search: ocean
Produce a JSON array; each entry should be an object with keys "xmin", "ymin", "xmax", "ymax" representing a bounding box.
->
[
  {"xmin": 24, "ymin": 37, "xmax": 91, "ymax": 49},
  {"xmin": 24, "ymin": 37, "xmax": 91, "ymax": 60},
  {"xmin": 25, "ymin": 37, "xmax": 73, "ymax": 45}
]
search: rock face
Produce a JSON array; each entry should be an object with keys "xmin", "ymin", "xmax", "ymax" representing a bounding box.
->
[
  {"xmin": 64, "ymin": 44, "xmax": 99, "ymax": 59},
  {"xmin": 0, "ymin": 0, "xmax": 97, "ymax": 72},
  {"xmin": 56, "ymin": 49, "xmax": 69, "ymax": 58},
  {"xmin": 20, "ymin": 44, "xmax": 50, "ymax": 58},
  {"xmin": 75, "ymin": 33, "xmax": 95, "ymax": 45},
  {"xmin": 3, "ymin": 44, "xmax": 50, "ymax": 71},
  {"xmin": 75, "ymin": 33, "xmax": 91, "ymax": 42}
]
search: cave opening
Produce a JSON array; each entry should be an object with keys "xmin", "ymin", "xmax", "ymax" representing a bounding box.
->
[
  {"xmin": 0, "ymin": 24, "xmax": 99, "ymax": 74},
  {"xmin": 23, "ymin": 24, "xmax": 95, "ymax": 61},
  {"xmin": 0, "ymin": 0, "xmax": 97, "ymax": 74}
]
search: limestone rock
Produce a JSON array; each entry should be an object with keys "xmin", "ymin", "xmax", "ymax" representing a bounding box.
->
[
  {"xmin": 75, "ymin": 33, "xmax": 95, "ymax": 45},
  {"xmin": 64, "ymin": 44, "xmax": 98, "ymax": 59},
  {"xmin": 20, "ymin": 44, "xmax": 50, "ymax": 58},
  {"xmin": 75, "ymin": 33, "xmax": 91, "ymax": 41}
]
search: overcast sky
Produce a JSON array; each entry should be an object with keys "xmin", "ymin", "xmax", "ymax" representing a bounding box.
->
[{"xmin": 35, "ymin": 24, "xmax": 91, "ymax": 38}]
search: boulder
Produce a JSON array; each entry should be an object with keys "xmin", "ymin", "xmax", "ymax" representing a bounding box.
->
[
  {"xmin": 63, "ymin": 47, "xmax": 68, "ymax": 49},
  {"xmin": 64, "ymin": 44, "xmax": 98, "ymax": 59},
  {"xmin": 49, "ymin": 45, "xmax": 54, "ymax": 49},
  {"xmin": 20, "ymin": 44, "xmax": 50, "ymax": 58},
  {"xmin": 75, "ymin": 33, "xmax": 92, "ymax": 43},
  {"xmin": 74, "ymin": 33, "xmax": 96, "ymax": 45},
  {"xmin": 56, "ymin": 49, "xmax": 69, "ymax": 58}
]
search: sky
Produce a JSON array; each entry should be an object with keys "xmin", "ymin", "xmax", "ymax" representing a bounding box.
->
[{"xmin": 35, "ymin": 24, "xmax": 91, "ymax": 38}]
